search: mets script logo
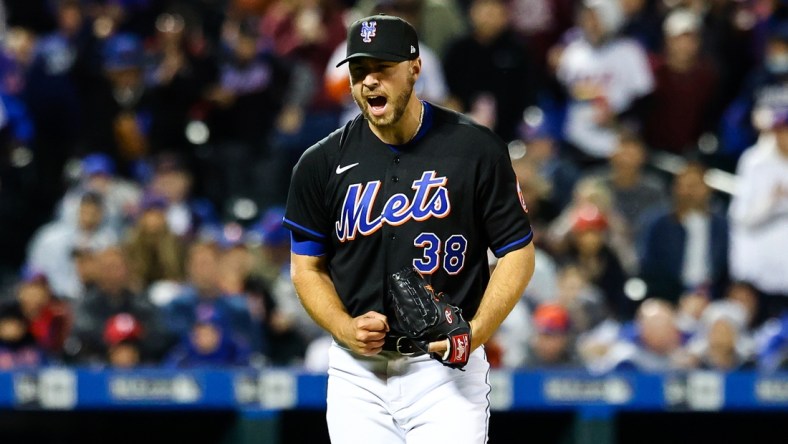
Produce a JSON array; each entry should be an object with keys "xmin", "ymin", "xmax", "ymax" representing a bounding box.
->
[
  {"xmin": 336, "ymin": 171, "xmax": 450, "ymax": 242},
  {"xmin": 360, "ymin": 21, "xmax": 377, "ymax": 43}
]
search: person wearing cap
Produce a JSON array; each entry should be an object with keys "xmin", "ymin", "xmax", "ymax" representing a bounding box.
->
[
  {"xmin": 642, "ymin": 8, "xmax": 719, "ymax": 156},
  {"xmin": 544, "ymin": 175, "xmax": 634, "ymax": 274},
  {"xmin": 123, "ymin": 192, "xmax": 186, "ymax": 289},
  {"xmin": 324, "ymin": 0, "xmax": 449, "ymax": 127},
  {"xmin": 720, "ymin": 20, "xmax": 788, "ymax": 158},
  {"xmin": 728, "ymin": 89, "xmax": 788, "ymax": 319},
  {"xmin": 146, "ymin": 152, "xmax": 219, "ymax": 239},
  {"xmin": 522, "ymin": 302, "xmax": 580, "ymax": 368},
  {"xmin": 82, "ymin": 32, "xmax": 152, "ymax": 170},
  {"xmin": 515, "ymin": 106, "xmax": 581, "ymax": 210},
  {"xmin": 55, "ymin": 152, "xmax": 143, "ymax": 237},
  {"xmin": 285, "ymin": 14, "xmax": 535, "ymax": 444},
  {"xmin": 562, "ymin": 202, "xmax": 633, "ymax": 320},
  {"xmin": 553, "ymin": 0, "xmax": 654, "ymax": 163},
  {"xmin": 164, "ymin": 303, "xmax": 250, "ymax": 368},
  {"xmin": 26, "ymin": 191, "xmax": 118, "ymax": 299},
  {"xmin": 103, "ymin": 312, "xmax": 144, "ymax": 368},
  {"xmin": 351, "ymin": 0, "xmax": 467, "ymax": 58}
]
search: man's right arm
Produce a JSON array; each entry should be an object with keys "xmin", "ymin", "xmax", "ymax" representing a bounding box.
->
[{"xmin": 290, "ymin": 252, "xmax": 389, "ymax": 356}]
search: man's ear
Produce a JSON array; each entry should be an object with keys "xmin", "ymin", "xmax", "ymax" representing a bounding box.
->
[{"xmin": 410, "ymin": 58, "xmax": 422, "ymax": 77}]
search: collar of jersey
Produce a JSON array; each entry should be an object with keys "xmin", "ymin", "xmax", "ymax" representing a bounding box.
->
[{"xmin": 387, "ymin": 100, "xmax": 433, "ymax": 152}]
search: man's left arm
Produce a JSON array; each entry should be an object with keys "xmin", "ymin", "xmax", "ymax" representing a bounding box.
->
[
  {"xmin": 426, "ymin": 145, "xmax": 537, "ymax": 356},
  {"xmin": 429, "ymin": 243, "xmax": 536, "ymax": 355},
  {"xmin": 468, "ymin": 243, "xmax": 536, "ymax": 352}
]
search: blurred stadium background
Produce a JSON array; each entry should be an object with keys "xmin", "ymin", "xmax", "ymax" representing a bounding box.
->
[{"xmin": 0, "ymin": 0, "xmax": 787, "ymax": 442}]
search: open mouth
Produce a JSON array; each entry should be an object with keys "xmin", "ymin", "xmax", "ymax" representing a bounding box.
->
[{"xmin": 366, "ymin": 96, "xmax": 388, "ymax": 116}]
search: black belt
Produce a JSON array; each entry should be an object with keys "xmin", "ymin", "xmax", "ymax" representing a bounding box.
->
[{"xmin": 382, "ymin": 335, "xmax": 428, "ymax": 356}]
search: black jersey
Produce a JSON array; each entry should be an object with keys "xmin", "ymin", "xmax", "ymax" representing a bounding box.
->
[{"xmin": 284, "ymin": 102, "xmax": 532, "ymax": 331}]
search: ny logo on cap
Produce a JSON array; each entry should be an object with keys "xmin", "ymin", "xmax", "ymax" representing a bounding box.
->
[{"xmin": 360, "ymin": 21, "xmax": 377, "ymax": 43}]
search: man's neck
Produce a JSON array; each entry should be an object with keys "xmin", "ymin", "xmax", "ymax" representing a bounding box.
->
[
  {"xmin": 369, "ymin": 97, "xmax": 424, "ymax": 145},
  {"xmin": 676, "ymin": 204, "xmax": 707, "ymax": 220}
]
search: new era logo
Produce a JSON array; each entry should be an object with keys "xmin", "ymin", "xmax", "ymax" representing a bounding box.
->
[
  {"xmin": 360, "ymin": 21, "xmax": 377, "ymax": 43},
  {"xmin": 410, "ymin": 45, "xmax": 416, "ymax": 54}
]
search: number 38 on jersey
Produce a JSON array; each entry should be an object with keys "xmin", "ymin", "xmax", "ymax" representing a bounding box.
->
[{"xmin": 335, "ymin": 170, "xmax": 467, "ymax": 275}]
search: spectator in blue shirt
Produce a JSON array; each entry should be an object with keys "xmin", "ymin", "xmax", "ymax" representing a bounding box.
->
[
  {"xmin": 165, "ymin": 303, "xmax": 250, "ymax": 368},
  {"xmin": 638, "ymin": 162, "xmax": 729, "ymax": 303},
  {"xmin": 757, "ymin": 312, "xmax": 788, "ymax": 373},
  {"xmin": 165, "ymin": 240, "xmax": 255, "ymax": 350},
  {"xmin": 589, "ymin": 298, "xmax": 686, "ymax": 373}
]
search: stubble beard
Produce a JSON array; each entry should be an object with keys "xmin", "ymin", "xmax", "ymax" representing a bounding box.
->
[{"xmin": 354, "ymin": 73, "xmax": 416, "ymax": 128}]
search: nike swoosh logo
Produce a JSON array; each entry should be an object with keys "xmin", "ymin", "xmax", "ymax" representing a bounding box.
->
[{"xmin": 336, "ymin": 163, "xmax": 359, "ymax": 174}]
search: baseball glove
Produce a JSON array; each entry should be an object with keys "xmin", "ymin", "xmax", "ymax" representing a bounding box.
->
[{"xmin": 388, "ymin": 266, "xmax": 472, "ymax": 369}]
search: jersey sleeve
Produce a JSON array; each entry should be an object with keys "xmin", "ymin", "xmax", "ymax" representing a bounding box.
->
[
  {"xmin": 478, "ymin": 151, "xmax": 534, "ymax": 258},
  {"xmin": 283, "ymin": 142, "xmax": 332, "ymax": 243}
]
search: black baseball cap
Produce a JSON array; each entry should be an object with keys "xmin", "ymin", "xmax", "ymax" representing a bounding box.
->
[{"xmin": 336, "ymin": 14, "xmax": 419, "ymax": 67}]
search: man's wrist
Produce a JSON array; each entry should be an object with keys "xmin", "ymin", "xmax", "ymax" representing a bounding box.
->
[
  {"xmin": 428, "ymin": 339, "xmax": 450, "ymax": 354},
  {"xmin": 469, "ymin": 319, "xmax": 482, "ymax": 349}
]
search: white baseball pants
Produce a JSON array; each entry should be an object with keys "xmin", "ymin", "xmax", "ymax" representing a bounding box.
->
[{"xmin": 325, "ymin": 340, "xmax": 491, "ymax": 444}]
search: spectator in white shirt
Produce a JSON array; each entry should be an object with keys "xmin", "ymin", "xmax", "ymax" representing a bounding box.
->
[
  {"xmin": 26, "ymin": 192, "xmax": 118, "ymax": 299},
  {"xmin": 729, "ymin": 101, "xmax": 788, "ymax": 318},
  {"xmin": 553, "ymin": 0, "xmax": 654, "ymax": 163}
]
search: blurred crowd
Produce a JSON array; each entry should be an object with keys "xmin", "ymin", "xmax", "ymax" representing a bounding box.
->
[{"xmin": 0, "ymin": 0, "xmax": 786, "ymax": 373}]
